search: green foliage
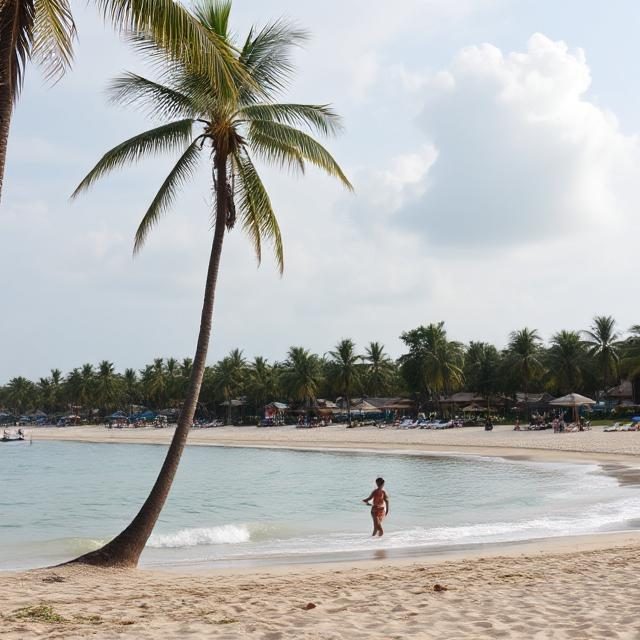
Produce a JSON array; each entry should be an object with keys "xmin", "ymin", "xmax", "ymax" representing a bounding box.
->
[
  {"xmin": 73, "ymin": 0, "xmax": 351, "ymax": 273},
  {"xmin": 3, "ymin": 320, "xmax": 640, "ymax": 418},
  {"xmin": 399, "ymin": 322, "xmax": 464, "ymax": 401}
]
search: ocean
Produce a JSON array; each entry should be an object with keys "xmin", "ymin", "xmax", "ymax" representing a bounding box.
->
[{"xmin": 1, "ymin": 440, "xmax": 639, "ymax": 570}]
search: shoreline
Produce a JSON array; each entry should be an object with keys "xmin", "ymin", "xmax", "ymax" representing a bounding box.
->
[{"xmin": 25, "ymin": 423, "xmax": 640, "ymax": 466}]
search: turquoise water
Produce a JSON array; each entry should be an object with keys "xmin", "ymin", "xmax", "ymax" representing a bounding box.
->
[{"xmin": 1, "ymin": 441, "xmax": 639, "ymax": 570}]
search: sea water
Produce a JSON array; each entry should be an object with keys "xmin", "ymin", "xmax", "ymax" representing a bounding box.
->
[{"xmin": 1, "ymin": 440, "xmax": 639, "ymax": 570}]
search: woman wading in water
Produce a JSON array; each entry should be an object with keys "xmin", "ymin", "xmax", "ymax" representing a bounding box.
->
[{"xmin": 363, "ymin": 477, "xmax": 390, "ymax": 536}]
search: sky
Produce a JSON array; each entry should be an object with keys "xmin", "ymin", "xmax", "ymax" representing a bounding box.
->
[{"xmin": 3, "ymin": 0, "xmax": 640, "ymax": 382}]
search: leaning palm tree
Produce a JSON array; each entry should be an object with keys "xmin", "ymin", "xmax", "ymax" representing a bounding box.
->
[
  {"xmin": 582, "ymin": 315, "xmax": 621, "ymax": 398},
  {"xmin": 329, "ymin": 339, "xmax": 361, "ymax": 427},
  {"xmin": 69, "ymin": 0, "xmax": 351, "ymax": 567},
  {"xmin": 0, "ymin": 0, "xmax": 244, "ymax": 203}
]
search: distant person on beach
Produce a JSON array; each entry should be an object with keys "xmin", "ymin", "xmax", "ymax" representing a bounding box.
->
[{"xmin": 363, "ymin": 477, "xmax": 389, "ymax": 537}]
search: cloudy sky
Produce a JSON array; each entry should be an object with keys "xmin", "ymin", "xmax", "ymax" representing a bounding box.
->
[{"xmin": 3, "ymin": 0, "xmax": 640, "ymax": 381}]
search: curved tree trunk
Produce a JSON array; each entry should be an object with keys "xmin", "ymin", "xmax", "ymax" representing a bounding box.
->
[
  {"xmin": 69, "ymin": 154, "xmax": 229, "ymax": 568},
  {"xmin": 0, "ymin": 0, "xmax": 20, "ymax": 204}
]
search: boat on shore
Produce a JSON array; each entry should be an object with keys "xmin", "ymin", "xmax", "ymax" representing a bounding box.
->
[{"xmin": 1, "ymin": 428, "xmax": 26, "ymax": 442}]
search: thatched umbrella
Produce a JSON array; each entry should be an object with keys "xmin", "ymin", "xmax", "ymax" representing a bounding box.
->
[{"xmin": 549, "ymin": 393, "xmax": 596, "ymax": 423}]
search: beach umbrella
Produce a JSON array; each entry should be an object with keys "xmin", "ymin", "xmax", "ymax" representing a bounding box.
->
[{"xmin": 549, "ymin": 393, "xmax": 596, "ymax": 423}]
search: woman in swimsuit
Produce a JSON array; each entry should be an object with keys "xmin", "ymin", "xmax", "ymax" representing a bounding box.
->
[{"xmin": 363, "ymin": 477, "xmax": 389, "ymax": 537}]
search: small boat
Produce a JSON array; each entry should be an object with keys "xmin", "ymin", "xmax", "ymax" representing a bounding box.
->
[{"xmin": 1, "ymin": 429, "xmax": 26, "ymax": 442}]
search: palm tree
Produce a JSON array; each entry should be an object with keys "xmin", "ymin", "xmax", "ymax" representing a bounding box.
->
[
  {"xmin": 69, "ymin": 1, "xmax": 350, "ymax": 568},
  {"xmin": 507, "ymin": 328, "xmax": 543, "ymax": 411},
  {"xmin": 328, "ymin": 339, "xmax": 361, "ymax": 427},
  {"xmin": 281, "ymin": 347, "xmax": 322, "ymax": 420},
  {"xmin": 6, "ymin": 376, "xmax": 34, "ymax": 414},
  {"xmin": 399, "ymin": 323, "xmax": 464, "ymax": 412},
  {"xmin": 78, "ymin": 363, "xmax": 96, "ymax": 410},
  {"xmin": 214, "ymin": 349, "xmax": 246, "ymax": 423},
  {"xmin": 247, "ymin": 356, "xmax": 279, "ymax": 416},
  {"xmin": 363, "ymin": 342, "xmax": 394, "ymax": 396},
  {"xmin": 0, "ymin": 0, "xmax": 246, "ymax": 203},
  {"xmin": 582, "ymin": 315, "xmax": 621, "ymax": 398},
  {"xmin": 464, "ymin": 342, "xmax": 500, "ymax": 407},
  {"xmin": 144, "ymin": 358, "xmax": 167, "ymax": 408},
  {"xmin": 618, "ymin": 325, "xmax": 640, "ymax": 405},
  {"xmin": 122, "ymin": 368, "xmax": 138, "ymax": 411},
  {"xmin": 546, "ymin": 330, "xmax": 586, "ymax": 395},
  {"xmin": 49, "ymin": 368, "xmax": 63, "ymax": 412},
  {"xmin": 96, "ymin": 360, "xmax": 119, "ymax": 411}
]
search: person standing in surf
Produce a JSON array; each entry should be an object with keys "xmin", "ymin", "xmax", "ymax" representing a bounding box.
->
[{"xmin": 363, "ymin": 477, "xmax": 389, "ymax": 536}]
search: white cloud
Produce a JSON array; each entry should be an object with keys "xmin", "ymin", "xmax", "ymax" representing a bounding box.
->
[{"xmin": 394, "ymin": 33, "xmax": 639, "ymax": 247}]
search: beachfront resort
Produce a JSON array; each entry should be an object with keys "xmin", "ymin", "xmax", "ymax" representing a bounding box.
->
[{"xmin": 3, "ymin": 0, "xmax": 640, "ymax": 638}]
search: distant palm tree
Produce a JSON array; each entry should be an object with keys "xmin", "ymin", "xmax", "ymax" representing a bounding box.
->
[
  {"xmin": 399, "ymin": 322, "xmax": 464, "ymax": 411},
  {"xmin": 122, "ymin": 368, "xmax": 138, "ymax": 409},
  {"xmin": 69, "ymin": 0, "xmax": 350, "ymax": 568},
  {"xmin": 329, "ymin": 339, "xmax": 361, "ymax": 427},
  {"xmin": 582, "ymin": 315, "xmax": 621, "ymax": 398},
  {"xmin": 546, "ymin": 330, "xmax": 586, "ymax": 395},
  {"xmin": 215, "ymin": 349, "xmax": 246, "ymax": 423},
  {"xmin": 364, "ymin": 342, "xmax": 394, "ymax": 396},
  {"xmin": 96, "ymin": 360, "xmax": 119, "ymax": 411},
  {"xmin": 507, "ymin": 328, "xmax": 543, "ymax": 410},
  {"xmin": 0, "ymin": 0, "xmax": 245, "ymax": 203},
  {"xmin": 282, "ymin": 347, "xmax": 322, "ymax": 420},
  {"xmin": 621, "ymin": 326, "xmax": 640, "ymax": 375},
  {"xmin": 248, "ymin": 356, "xmax": 279, "ymax": 416},
  {"xmin": 78, "ymin": 363, "xmax": 96, "ymax": 409},
  {"xmin": 464, "ymin": 341, "xmax": 500, "ymax": 407},
  {"xmin": 6, "ymin": 376, "xmax": 34, "ymax": 414}
]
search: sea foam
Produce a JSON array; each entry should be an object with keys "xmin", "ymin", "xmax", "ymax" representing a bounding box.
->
[{"xmin": 148, "ymin": 524, "xmax": 250, "ymax": 548}]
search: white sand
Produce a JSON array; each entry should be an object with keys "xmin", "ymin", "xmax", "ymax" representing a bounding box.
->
[
  {"xmin": 4, "ymin": 534, "xmax": 640, "ymax": 639},
  {"xmin": 27, "ymin": 422, "xmax": 640, "ymax": 463},
  {"xmin": 6, "ymin": 423, "xmax": 640, "ymax": 638}
]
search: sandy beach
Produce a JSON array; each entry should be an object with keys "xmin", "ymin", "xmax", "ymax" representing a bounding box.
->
[
  {"xmin": 26, "ymin": 422, "xmax": 640, "ymax": 464},
  {"xmin": 4, "ymin": 424, "xmax": 640, "ymax": 638},
  {"xmin": 3, "ymin": 534, "xmax": 640, "ymax": 639}
]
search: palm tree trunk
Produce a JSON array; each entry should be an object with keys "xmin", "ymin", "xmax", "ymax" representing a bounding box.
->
[
  {"xmin": 0, "ymin": 0, "xmax": 20, "ymax": 203},
  {"xmin": 346, "ymin": 391, "xmax": 352, "ymax": 428},
  {"xmin": 68, "ymin": 154, "xmax": 229, "ymax": 568}
]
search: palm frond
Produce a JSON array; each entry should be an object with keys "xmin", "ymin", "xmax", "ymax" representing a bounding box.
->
[
  {"xmin": 96, "ymin": 0, "xmax": 246, "ymax": 99},
  {"xmin": 239, "ymin": 103, "xmax": 343, "ymax": 137},
  {"xmin": 4, "ymin": 0, "xmax": 36, "ymax": 101},
  {"xmin": 134, "ymin": 138, "xmax": 202, "ymax": 254},
  {"xmin": 248, "ymin": 120, "xmax": 352, "ymax": 189},
  {"xmin": 31, "ymin": 0, "xmax": 76, "ymax": 83},
  {"xmin": 192, "ymin": 0, "xmax": 232, "ymax": 41},
  {"xmin": 233, "ymin": 149, "xmax": 284, "ymax": 273},
  {"xmin": 71, "ymin": 119, "xmax": 194, "ymax": 197},
  {"xmin": 107, "ymin": 73, "xmax": 196, "ymax": 120},
  {"xmin": 247, "ymin": 127, "xmax": 305, "ymax": 173},
  {"xmin": 239, "ymin": 19, "xmax": 308, "ymax": 102},
  {"xmin": 125, "ymin": 33, "xmax": 222, "ymax": 116}
]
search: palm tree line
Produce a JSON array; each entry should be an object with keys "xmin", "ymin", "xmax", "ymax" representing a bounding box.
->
[{"xmin": 3, "ymin": 316, "xmax": 639, "ymax": 417}]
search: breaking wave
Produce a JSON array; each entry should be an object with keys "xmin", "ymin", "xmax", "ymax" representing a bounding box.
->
[{"xmin": 148, "ymin": 524, "xmax": 251, "ymax": 548}]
